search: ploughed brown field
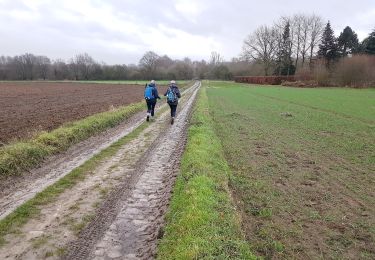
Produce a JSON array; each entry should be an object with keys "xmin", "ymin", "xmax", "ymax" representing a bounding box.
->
[{"xmin": 0, "ymin": 82, "xmax": 167, "ymax": 144}]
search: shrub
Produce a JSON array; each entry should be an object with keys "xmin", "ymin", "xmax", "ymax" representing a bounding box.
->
[
  {"xmin": 281, "ymin": 80, "xmax": 318, "ymax": 87},
  {"xmin": 333, "ymin": 55, "xmax": 375, "ymax": 88},
  {"xmin": 294, "ymin": 66, "xmax": 313, "ymax": 81},
  {"xmin": 312, "ymin": 59, "xmax": 331, "ymax": 86}
]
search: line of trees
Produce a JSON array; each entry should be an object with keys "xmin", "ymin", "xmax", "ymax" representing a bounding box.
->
[
  {"xmin": 1, "ymin": 13, "xmax": 373, "ymax": 84},
  {"xmin": 0, "ymin": 53, "xmax": 124, "ymax": 81},
  {"xmin": 0, "ymin": 51, "xmax": 233, "ymax": 81},
  {"xmin": 241, "ymin": 13, "xmax": 375, "ymax": 77},
  {"xmin": 317, "ymin": 22, "xmax": 374, "ymax": 67}
]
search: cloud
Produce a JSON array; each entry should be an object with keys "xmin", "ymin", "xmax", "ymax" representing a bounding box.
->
[
  {"xmin": 0, "ymin": 0, "xmax": 374, "ymax": 64},
  {"xmin": 174, "ymin": 0, "xmax": 207, "ymax": 23}
]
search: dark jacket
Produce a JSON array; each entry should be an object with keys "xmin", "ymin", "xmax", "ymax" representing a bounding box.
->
[
  {"xmin": 145, "ymin": 83, "xmax": 161, "ymax": 102},
  {"xmin": 164, "ymin": 84, "xmax": 181, "ymax": 105}
]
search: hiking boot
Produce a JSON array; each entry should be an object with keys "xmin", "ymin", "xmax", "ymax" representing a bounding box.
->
[
  {"xmin": 171, "ymin": 117, "xmax": 174, "ymax": 125},
  {"xmin": 146, "ymin": 115, "xmax": 150, "ymax": 122}
]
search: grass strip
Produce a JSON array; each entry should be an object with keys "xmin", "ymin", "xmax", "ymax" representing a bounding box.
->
[
  {"xmin": 0, "ymin": 101, "xmax": 145, "ymax": 177},
  {"xmin": 0, "ymin": 120, "xmax": 149, "ymax": 247},
  {"xmin": 157, "ymin": 86, "xmax": 256, "ymax": 259}
]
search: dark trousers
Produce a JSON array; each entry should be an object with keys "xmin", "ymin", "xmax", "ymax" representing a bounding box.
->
[
  {"xmin": 169, "ymin": 103, "xmax": 178, "ymax": 117},
  {"xmin": 146, "ymin": 100, "xmax": 156, "ymax": 116}
]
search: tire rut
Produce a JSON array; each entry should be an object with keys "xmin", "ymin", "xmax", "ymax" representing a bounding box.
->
[
  {"xmin": 63, "ymin": 82, "xmax": 200, "ymax": 260},
  {"xmin": 0, "ymin": 111, "xmax": 145, "ymax": 220}
]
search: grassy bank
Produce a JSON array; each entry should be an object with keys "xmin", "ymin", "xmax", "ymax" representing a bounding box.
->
[
  {"xmin": 0, "ymin": 101, "xmax": 144, "ymax": 177},
  {"xmin": 207, "ymin": 82, "xmax": 375, "ymax": 259},
  {"xmin": 0, "ymin": 121, "xmax": 150, "ymax": 246},
  {"xmin": 157, "ymin": 86, "xmax": 256, "ymax": 259}
]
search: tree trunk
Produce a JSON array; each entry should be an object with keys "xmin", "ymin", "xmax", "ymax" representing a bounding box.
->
[{"xmin": 309, "ymin": 44, "xmax": 314, "ymax": 67}]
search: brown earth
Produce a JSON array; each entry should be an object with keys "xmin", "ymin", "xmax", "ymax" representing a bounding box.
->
[{"xmin": 0, "ymin": 82, "xmax": 168, "ymax": 144}]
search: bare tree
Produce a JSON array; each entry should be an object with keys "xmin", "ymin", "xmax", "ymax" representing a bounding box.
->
[
  {"xmin": 102, "ymin": 64, "xmax": 128, "ymax": 80},
  {"xmin": 172, "ymin": 60, "xmax": 194, "ymax": 79},
  {"xmin": 276, "ymin": 15, "xmax": 304, "ymax": 70},
  {"xmin": 242, "ymin": 25, "xmax": 278, "ymax": 75},
  {"xmin": 299, "ymin": 15, "xmax": 313, "ymax": 67},
  {"xmin": 156, "ymin": 55, "xmax": 174, "ymax": 68},
  {"xmin": 139, "ymin": 51, "xmax": 159, "ymax": 79},
  {"xmin": 308, "ymin": 14, "xmax": 324, "ymax": 66},
  {"xmin": 24, "ymin": 53, "xmax": 37, "ymax": 80},
  {"xmin": 0, "ymin": 56, "xmax": 12, "ymax": 80},
  {"xmin": 292, "ymin": 14, "xmax": 304, "ymax": 68},
  {"xmin": 68, "ymin": 53, "xmax": 96, "ymax": 80},
  {"xmin": 13, "ymin": 56, "xmax": 26, "ymax": 80},
  {"xmin": 275, "ymin": 14, "xmax": 324, "ymax": 70},
  {"xmin": 209, "ymin": 51, "xmax": 224, "ymax": 66},
  {"xmin": 52, "ymin": 59, "xmax": 70, "ymax": 80},
  {"xmin": 75, "ymin": 53, "xmax": 96, "ymax": 80},
  {"xmin": 11, "ymin": 53, "xmax": 37, "ymax": 80},
  {"xmin": 193, "ymin": 60, "xmax": 210, "ymax": 79},
  {"xmin": 69, "ymin": 58, "xmax": 80, "ymax": 80},
  {"xmin": 36, "ymin": 56, "xmax": 51, "ymax": 80}
]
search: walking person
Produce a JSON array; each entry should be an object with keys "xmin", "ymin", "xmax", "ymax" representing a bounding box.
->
[
  {"xmin": 144, "ymin": 80, "xmax": 161, "ymax": 121},
  {"xmin": 164, "ymin": 80, "xmax": 181, "ymax": 125}
]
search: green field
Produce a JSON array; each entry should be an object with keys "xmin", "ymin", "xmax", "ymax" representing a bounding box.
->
[
  {"xmin": 205, "ymin": 82, "xmax": 374, "ymax": 258},
  {"xmin": 158, "ymin": 87, "xmax": 256, "ymax": 259}
]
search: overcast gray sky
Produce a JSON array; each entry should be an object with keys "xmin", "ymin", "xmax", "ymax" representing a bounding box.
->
[{"xmin": 0, "ymin": 0, "xmax": 374, "ymax": 64}]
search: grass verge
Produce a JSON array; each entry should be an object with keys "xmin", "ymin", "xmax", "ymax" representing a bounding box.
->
[
  {"xmin": 0, "ymin": 101, "xmax": 145, "ymax": 177},
  {"xmin": 157, "ymin": 86, "xmax": 256, "ymax": 259},
  {"xmin": 0, "ymin": 121, "xmax": 149, "ymax": 247}
]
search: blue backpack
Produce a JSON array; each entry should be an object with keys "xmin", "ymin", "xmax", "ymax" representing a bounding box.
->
[
  {"xmin": 167, "ymin": 87, "xmax": 177, "ymax": 103},
  {"xmin": 144, "ymin": 85, "xmax": 154, "ymax": 100}
]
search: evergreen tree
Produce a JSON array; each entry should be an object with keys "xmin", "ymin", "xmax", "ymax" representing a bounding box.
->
[
  {"xmin": 338, "ymin": 26, "xmax": 359, "ymax": 56},
  {"xmin": 275, "ymin": 21, "xmax": 295, "ymax": 75},
  {"xmin": 362, "ymin": 29, "xmax": 375, "ymax": 55},
  {"xmin": 318, "ymin": 21, "xmax": 339, "ymax": 68}
]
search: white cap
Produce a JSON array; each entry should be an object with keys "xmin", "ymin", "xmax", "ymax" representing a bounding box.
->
[
  {"xmin": 170, "ymin": 80, "xmax": 176, "ymax": 84},
  {"xmin": 151, "ymin": 80, "xmax": 155, "ymax": 84}
]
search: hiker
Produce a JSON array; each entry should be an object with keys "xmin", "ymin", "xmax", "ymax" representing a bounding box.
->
[
  {"xmin": 144, "ymin": 80, "xmax": 161, "ymax": 121},
  {"xmin": 164, "ymin": 80, "xmax": 181, "ymax": 125}
]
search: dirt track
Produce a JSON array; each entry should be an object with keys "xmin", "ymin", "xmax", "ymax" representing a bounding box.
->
[
  {"xmin": 0, "ymin": 82, "xmax": 167, "ymax": 144},
  {"xmin": 0, "ymin": 82, "xmax": 200, "ymax": 259}
]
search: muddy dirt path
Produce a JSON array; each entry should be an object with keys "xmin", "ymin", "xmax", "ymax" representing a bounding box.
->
[
  {"xmin": 64, "ymin": 82, "xmax": 200, "ymax": 259},
  {"xmin": 0, "ymin": 112, "xmax": 144, "ymax": 220},
  {"xmin": 0, "ymin": 84, "xmax": 195, "ymax": 221},
  {"xmin": 0, "ymin": 82, "xmax": 200, "ymax": 259}
]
